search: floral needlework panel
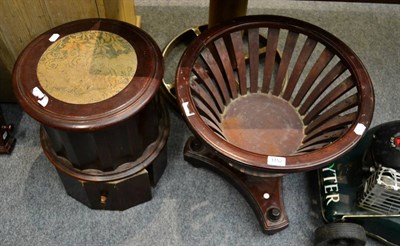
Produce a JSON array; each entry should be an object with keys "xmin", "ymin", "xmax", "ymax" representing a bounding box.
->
[{"xmin": 37, "ymin": 31, "xmax": 137, "ymax": 104}]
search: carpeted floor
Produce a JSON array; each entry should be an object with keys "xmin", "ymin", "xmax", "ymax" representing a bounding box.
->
[{"xmin": 1, "ymin": 1, "xmax": 399, "ymax": 245}]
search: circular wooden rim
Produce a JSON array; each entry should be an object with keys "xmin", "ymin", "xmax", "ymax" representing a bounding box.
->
[
  {"xmin": 176, "ymin": 15, "xmax": 374, "ymax": 173},
  {"xmin": 13, "ymin": 19, "xmax": 163, "ymax": 131}
]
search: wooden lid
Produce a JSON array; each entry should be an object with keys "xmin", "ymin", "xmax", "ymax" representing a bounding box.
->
[{"xmin": 13, "ymin": 19, "xmax": 163, "ymax": 131}]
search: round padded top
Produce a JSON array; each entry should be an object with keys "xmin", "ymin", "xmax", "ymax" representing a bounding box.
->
[
  {"xmin": 37, "ymin": 30, "xmax": 137, "ymax": 104},
  {"xmin": 13, "ymin": 19, "xmax": 163, "ymax": 131}
]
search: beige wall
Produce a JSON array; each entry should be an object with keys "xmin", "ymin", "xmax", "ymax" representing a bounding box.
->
[{"xmin": 0, "ymin": 0, "xmax": 138, "ymax": 102}]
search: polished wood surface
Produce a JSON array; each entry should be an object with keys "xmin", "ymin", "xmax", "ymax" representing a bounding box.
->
[
  {"xmin": 13, "ymin": 18, "xmax": 165, "ymax": 170},
  {"xmin": 0, "ymin": 0, "xmax": 139, "ymax": 102},
  {"xmin": 43, "ymin": 98, "xmax": 161, "ymax": 171},
  {"xmin": 177, "ymin": 14, "xmax": 374, "ymax": 234},
  {"xmin": 13, "ymin": 19, "xmax": 163, "ymax": 131},
  {"xmin": 0, "ymin": 0, "xmax": 139, "ymax": 73},
  {"xmin": 184, "ymin": 137, "xmax": 288, "ymax": 234},
  {"xmin": 40, "ymin": 103, "xmax": 169, "ymax": 210},
  {"xmin": 176, "ymin": 15, "xmax": 374, "ymax": 174},
  {"xmin": 13, "ymin": 19, "xmax": 169, "ymax": 210}
]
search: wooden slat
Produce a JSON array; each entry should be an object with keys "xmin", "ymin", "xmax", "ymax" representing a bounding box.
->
[
  {"xmin": 248, "ymin": 28, "xmax": 260, "ymax": 93},
  {"xmin": 303, "ymin": 76, "xmax": 355, "ymax": 124},
  {"xmin": 230, "ymin": 31, "xmax": 247, "ymax": 95},
  {"xmin": 298, "ymin": 142, "xmax": 332, "ymax": 153},
  {"xmin": 292, "ymin": 48, "xmax": 334, "ymax": 107},
  {"xmin": 201, "ymin": 48, "xmax": 231, "ymax": 104},
  {"xmin": 190, "ymin": 82, "xmax": 222, "ymax": 122},
  {"xmin": 200, "ymin": 115, "xmax": 224, "ymax": 137},
  {"xmin": 261, "ymin": 28, "xmax": 280, "ymax": 93},
  {"xmin": 215, "ymin": 38, "xmax": 238, "ymax": 99},
  {"xmin": 192, "ymin": 63, "xmax": 225, "ymax": 112},
  {"xmin": 305, "ymin": 94, "xmax": 358, "ymax": 134},
  {"xmin": 299, "ymin": 62, "xmax": 347, "ymax": 115},
  {"xmin": 304, "ymin": 112, "xmax": 357, "ymax": 142},
  {"xmin": 282, "ymin": 37, "xmax": 317, "ymax": 100},
  {"xmin": 272, "ymin": 31, "xmax": 299, "ymax": 96},
  {"xmin": 299, "ymin": 129, "xmax": 344, "ymax": 150},
  {"xmin": 193, "ymin": 97, "xmax": 222, "ymax": 125}
]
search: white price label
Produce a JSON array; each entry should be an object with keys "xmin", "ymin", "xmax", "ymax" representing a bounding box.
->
[
  {"xmin": 267, "ymin": 156, "xmax": 286, "ymax": 166},
  {"xmin": 182, "ymin": 101, "xmax": 195, "ymax": 117},
  {"xmin": 49, "ymin": 33, "xmax": 60, "ymax": 42},
  {"xmin": 32, "ymin": 87, "xmax": 49, "ymax": 107},
  {"xmin": 354, "ymin": 123, "xmax": 366, "ymax": 136}
]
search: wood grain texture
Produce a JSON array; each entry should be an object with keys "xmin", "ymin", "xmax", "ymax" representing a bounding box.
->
[
  {"xmin": 101, "ymin": 0, "xmax": 139, "ymax": 26},
  {"xmin": 175, "ymin": 15, "xmax": 374, "ymax": 174},
  {"xmin": 0, "ymin": 0, "xmax": 138, "ymax": 100},
  {"xmin": 0, "ymin": 0, "xmax": 99, "ymax": 72}
]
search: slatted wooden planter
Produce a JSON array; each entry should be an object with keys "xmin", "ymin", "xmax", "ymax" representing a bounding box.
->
[
  {"xmin": 177, "ymin": 15, "xmax": 374, "ymax": 174},
  {"xmin": 176, "ymin": 15, "xmax": 374, "ymax": 233}
]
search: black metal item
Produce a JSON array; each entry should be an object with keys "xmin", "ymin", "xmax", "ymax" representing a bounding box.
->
[
  {"xmin": 368, "ymin": 122, "xmax": 400, "ymax": 170},
  {"xmin": 314, "ymin": 223, "xmax": 367, "ymax": 246},
  {"xmin": 0, "ymin": 107, "xmax": 15, "ymax": 154},
  {"xmin": 317, "ymin": 121, "xmax": 400, "ymax": 246}
]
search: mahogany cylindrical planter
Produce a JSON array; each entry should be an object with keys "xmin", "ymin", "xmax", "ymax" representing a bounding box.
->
[{"xmin": 13, "ymin": 19, "xmax": 169, "ymax": 210}]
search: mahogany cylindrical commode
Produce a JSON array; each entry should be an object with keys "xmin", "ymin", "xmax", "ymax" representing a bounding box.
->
[{"xmin": 13, "ymin": 19, "xmax": 169, "ymax": 210}]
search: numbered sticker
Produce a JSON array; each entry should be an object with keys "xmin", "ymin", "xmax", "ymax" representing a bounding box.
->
[
  {"xmin": 263, "ymin": 193, "xmax": 270, "ymax": 200},
  {"xmin": 267, "ymin": 156, "xmax": 286, "ymax": 167},
  {"xmin": 49, "ymin": 33, "xmax": 60, "ymax": 42},
  {"xmin": 354, "ymin": 123, "xmax": 366, "ymax": 136},
  {"xmin": 182, "ymin": 101, "xmax": 195, "ymax": 117},
  {"xmin": 32, "ymin": 87, "xmax": 49, "ymax": 107}
]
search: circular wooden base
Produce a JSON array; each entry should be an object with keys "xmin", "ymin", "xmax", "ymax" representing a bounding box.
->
[{"xmin": 184, "ymin": 136, "xmax": 289, "ymax": 234}]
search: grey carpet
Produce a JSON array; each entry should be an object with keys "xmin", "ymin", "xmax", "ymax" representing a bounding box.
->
[{"xmin": 1, "ymin": 1, "xmax": 399, "ymax": 245}]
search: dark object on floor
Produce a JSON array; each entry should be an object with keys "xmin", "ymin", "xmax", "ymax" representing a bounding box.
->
[
  {"xmin": 316, "ymin": 121, "xmax": 400, "ymax": 246},
  {"xmin": 0, "ymin": 107, "xmax": 15, "ymax": 154},
  {"xmin": 12, "ymin": 18, "xmax": 169, "ymax": 210},
  {"xmin": 175, "ymin": 15, "xmax": 374, "ymax": 234},
  {"xmin": 314, "ymin": 223, "xmax": 367, "ymax": 246}
]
